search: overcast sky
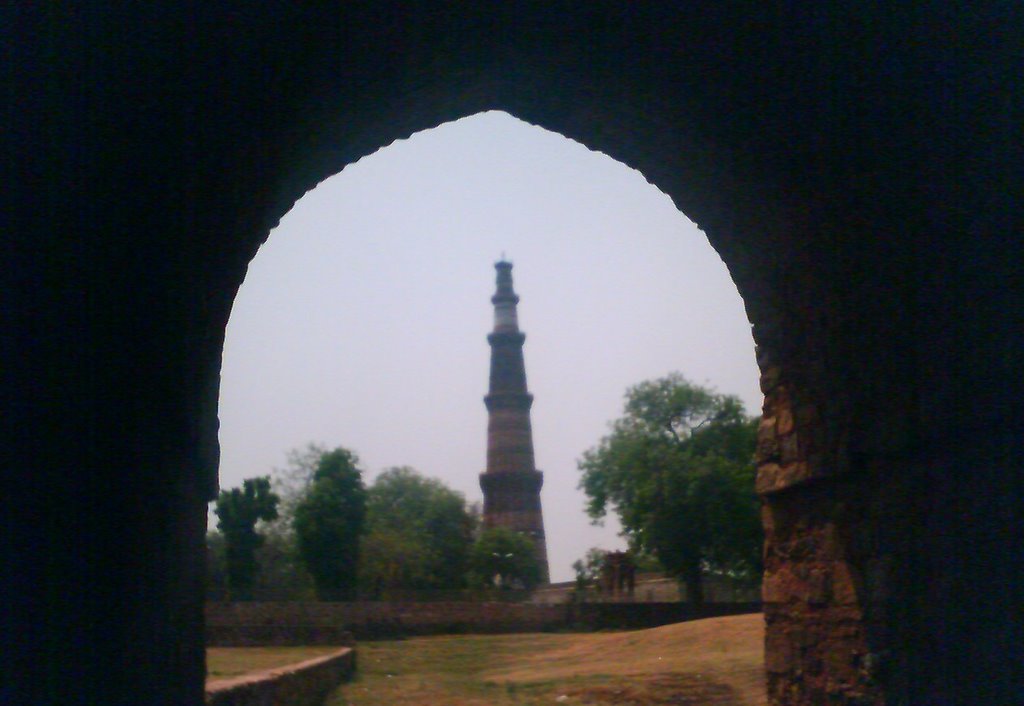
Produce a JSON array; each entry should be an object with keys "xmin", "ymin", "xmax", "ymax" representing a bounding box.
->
[{"xmin": 216, "ymin": 111, "xmax": 761, "ymax": 582}]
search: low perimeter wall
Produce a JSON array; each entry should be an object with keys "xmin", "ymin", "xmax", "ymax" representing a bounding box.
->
[
  {"xmin": 205, "ymin": 646, "xmax": 354, "ymax": 706},
  {"xmin": 206, "ymin": 601, "xmax": 761, "ymax": 645}
]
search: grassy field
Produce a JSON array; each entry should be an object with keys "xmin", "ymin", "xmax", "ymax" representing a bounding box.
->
[
  {"xmin": 207, "ymin": 646, "xmax": 342, "ymax": 680},
  {"xmin": 330, "ymin": 613, "xmax": 765, "ymax": 706}
]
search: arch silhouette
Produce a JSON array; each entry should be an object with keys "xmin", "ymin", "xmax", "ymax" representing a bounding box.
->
[{"xmin": 6, "ymin": 6, "xmax": 1021, "ymax": 705}]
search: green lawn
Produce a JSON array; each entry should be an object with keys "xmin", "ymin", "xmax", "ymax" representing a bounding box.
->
[{"xmin": 329, "ymin": 614, "xmax": 765, "ymax": 706}]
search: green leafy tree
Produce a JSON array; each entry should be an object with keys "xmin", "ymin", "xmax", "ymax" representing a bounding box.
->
[
  {"xmin": 251, "ymin": 528, "xmax": 318, "ymax": 600},
  {"xmin": 631, "ymin": 550, "xmax": 664, "ymax": 574},
  {"xmin": 359, "ymin": 467, "xmax": 476, "ymax": 595},
  {"xmin": 578, "ymin": 373, "xmax": 761, "ymax": 609},
  {"xmin": 249, "ymin": 442, "xmax": 327, "ymax": 599},
  {"xmin": 469, "ymin": 527, "xmax": 543, "ymax": 590},
  {"xmin": 213, "ymin": 476, "xmax": 280, "ymax": 600},
  {"xmin": 359, "ymin": 527, "xmax": 433, "ymax": 596},
  {"xmin": 294, "ymin": 448, "xmax": 367, "ymax": 600},
  {"xmin": 572, "ymin": 547, "xmax": 607, "ymax": 593}
]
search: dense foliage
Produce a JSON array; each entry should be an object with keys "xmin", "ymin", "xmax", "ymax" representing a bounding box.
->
[
  {"xmin": 293, "ymin": 448, "xmax": 367, "ymax": 600},
  {"xmin": 360, "ymin": 467, "xmax": 477, "ymax": 596},
  {"xmin": 469, "ymin": 527, "xmax": 543, "ymax": 590},
  {"xmin": 578, "ymin": 373, "xmax": 761, "ymax": 607},
  {"xmin": 572, "ymin": 547, "xmax": 607, "ymax": 593},
  {"xmin": 213, "ymin": 476, "xmax": 280, "ymax": 600},
  {"xmin": 209, "ymin": 445, "xmax": 545, "ymax": 600}
]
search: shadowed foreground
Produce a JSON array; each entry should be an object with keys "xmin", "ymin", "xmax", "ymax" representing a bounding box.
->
[{"xmin": 331, "ymin": 613, "xmax": 765, "ymax": 705}]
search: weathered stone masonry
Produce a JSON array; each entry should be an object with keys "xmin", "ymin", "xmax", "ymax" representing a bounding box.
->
[
  {"xmin": 205, "ymin": 647, "xmax": 354, "ymax": 706},
  {"xmin": 757, "ymin": 362, "xmax": 877, "ymax": 704}
]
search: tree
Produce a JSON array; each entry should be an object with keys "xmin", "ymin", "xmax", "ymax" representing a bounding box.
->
[
  {"xmin": 578, "ymin": 373, "xmax": 761, "ymax": 609},
  {"xmin": 252, "ymin": 443, "xmax": 325, "ymax": 600},
  {"xmin": 207, "ymin": 443, "xmax": 331, "ymax": 602},
  {"xmin": 359, "ymin": 527, "xmax": 434, "ymax": 597},
  {"xmin": 293, "ymin": 447, "xmax": 367, "ymax": 600},
  {"xmin": 213, "ymin": 476, "xmax": 280, "ymax": 600},
  {"xmin": 359, "ymin": 467, "xmax": 476, "ymax": 595},
  {"xmin": 469, "ymin": 527, "xmax": 543, "ymax": 590},
  {"xmin": 251, "ymin": 527, "xmax": 317, "ymax": 600},
  {"xmin": 268, "ymin": 442, "xmax": 328, "ymax": 531},
  {"xmin": 571, "ymin": 547, "xmax": 607, "ymax": 599}
]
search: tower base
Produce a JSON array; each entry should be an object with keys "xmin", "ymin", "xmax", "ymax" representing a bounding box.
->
[{"xmin": 479, "ymin": 470, "xmax": 550, "ymax": 584}]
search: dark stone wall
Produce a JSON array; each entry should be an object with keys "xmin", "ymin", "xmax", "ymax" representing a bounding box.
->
[
  {"xmin": 205, "ymin": 601, "xmax": 759, "ymax": 644},
  {"xmin": 6, "ymin": 4, "xmax": 1021, "ymax": 705}
]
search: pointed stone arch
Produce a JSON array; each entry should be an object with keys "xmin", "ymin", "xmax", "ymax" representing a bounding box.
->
[{"xmin": 6, "ymin": 6, "xmax": 1021, "ymax": 705}]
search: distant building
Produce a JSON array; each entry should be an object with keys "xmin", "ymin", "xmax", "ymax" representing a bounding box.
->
[
  {"xmin": 479, "ymin": 261, "xmax": 550, "ymax": 584},
  {"xmin": 599, "ymin": 551, "xmax": 637, "ymax": 597}
]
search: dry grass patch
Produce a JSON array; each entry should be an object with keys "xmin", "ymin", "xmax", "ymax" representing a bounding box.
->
[
  {"xmin": 330, "ymin": 613, "xmax": 765, "ymax": 705},
  {"xmin": 487, "ymin": 614, "xmax": 764, "ymax": 703},
  {"xmin": 206, "ymin": 646, "xmax": 342, "ymax": 680}
]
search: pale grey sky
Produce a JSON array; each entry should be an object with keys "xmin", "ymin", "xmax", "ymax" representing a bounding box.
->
[{"xmin": 217, "ymin": 111, "xmax": 761, "ymax": 582}]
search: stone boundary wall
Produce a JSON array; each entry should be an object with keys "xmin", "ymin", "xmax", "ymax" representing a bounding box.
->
[
  {"xmin": 205, "ymin": 647, "xmax": 354, "ymax": 706},
  {"xmin": 568, "ymin": 601, "xmax": 761, "ymax": 631},
  {"xmin": 532, "ymin": 573, "xmax": 761, "ymax": 605},
  {"xmin": 206, "ymin": 601, "xmax": 761, "ymax": 644}
]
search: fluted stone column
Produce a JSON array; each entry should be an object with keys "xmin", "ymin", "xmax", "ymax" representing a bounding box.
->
[{"xmin": 480, "ymin": 261, "xmax": 550, "ymax": 584}]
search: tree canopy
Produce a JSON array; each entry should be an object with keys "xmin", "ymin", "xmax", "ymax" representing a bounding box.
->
[
  {"xmin": 213, "ymin": 476, "xmax": 280, "ymax": 600},
  {"xmin": 571, "ymin": 547, "xmax": 607, "ymax": 596},
  {"xmin": 469, "ymin": 527, "xmax": 543, "ymax": 590},
  {"xmin": 209, "ymin": 445, "xmax": 553, "ymax": 601},
  {"xmin": 293, "ymin": 447, "xmax": 367, "ymax": 600},
  {"xmin": 578, "ymin": 373, "xmax": 761, "ymax": 608},
  {"xmin": 359, "ymin": 466, "xmax": 477, "ymax": 595}
]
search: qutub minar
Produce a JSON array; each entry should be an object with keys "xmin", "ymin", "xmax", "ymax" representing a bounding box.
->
[{"xmin": 479, "ymin": 260, "xmax": 550, "ymax": 584}]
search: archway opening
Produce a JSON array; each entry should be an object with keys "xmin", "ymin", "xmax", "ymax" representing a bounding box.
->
[
  {"xmin": 217, "ymin": 110, "xmax": 760, "ymax": 584},
  {"xmin": 211, "ymin": 108, "xmax": 766, "ymax": 700},
  {"xmin": 13, "ymin": 8, "xmax": 1015, "ymax": 706}
]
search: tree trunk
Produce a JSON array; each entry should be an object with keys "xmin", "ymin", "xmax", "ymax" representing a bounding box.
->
[{"xmin": 682, "ymin": 560, "xmax": 704, "ymax": 613}]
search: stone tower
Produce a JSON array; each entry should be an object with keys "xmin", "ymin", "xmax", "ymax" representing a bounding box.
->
[{"xmin": 479, "ymin": 260, "xmax": 550, "ymax": 584}]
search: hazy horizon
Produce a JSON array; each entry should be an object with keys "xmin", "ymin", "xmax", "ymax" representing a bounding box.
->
[{"xmin": 216, "ymin": 111, "xmax": 761, "ymax": 582}]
